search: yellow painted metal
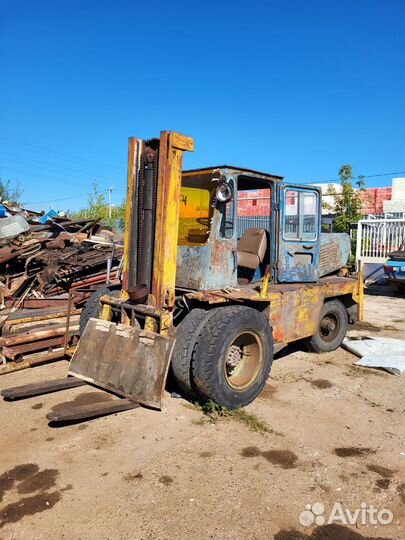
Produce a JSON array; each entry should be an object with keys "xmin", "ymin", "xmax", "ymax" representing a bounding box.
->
[
  {"xmin": 259, "ymin": 272, "xmax": 271, "ymax": 298},
  {"xmin": 353, "ymin": 260, "xmax": 364, "ymax": 321},
  {"xmin": 144, "ymin": 316, "xmax": 157, "ymax": 333},
  {"xmin": 152, "ymin": 131, "xmax": 194, "ymax": 311},
  {"xmin": 100, "ymin": 303, "xmax": 112, "ymax": 321},
  {"xmin": 187, "ymin": 276, "xmax": 359, "ymax": 345},
  {"xmin": 122, "ymin": 137, "xmax": 142, "ymax": 292},
  {"xmin": 160, "ymin": 310, "xmax": 172, "ymax": 336},
  {"xmin": 121, "ymin": 310, "xmax": 131, "ymax": 326},
  {"xmin": 171, "ymin": 132, "xmax": 194, "ymax": 152}
]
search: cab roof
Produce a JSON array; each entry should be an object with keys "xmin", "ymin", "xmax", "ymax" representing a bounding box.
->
[{"xmin": 183, "ymin": 165, "xmax": 284, "ymax": 181}]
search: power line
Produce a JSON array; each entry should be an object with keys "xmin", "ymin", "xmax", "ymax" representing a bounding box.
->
[
  {"xmin": 0, "ymin": 164, "xmax": 97, "ymax": 187},
  {"xmin": 0, "ymin": 135, "xmax": 125, "ymax": 173},
  {"xmin": 316, "ymin": 171, "xmax": 405, "ymax": 184},
  {"xmin": 22, "ymin": 193, "xmax": 88, "ymax": 205},
  {"xmin": 0, "ymin": 150, "xmax": 121, "ymax": 183}
]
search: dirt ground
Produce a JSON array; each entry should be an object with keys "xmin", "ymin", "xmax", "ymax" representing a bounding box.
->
[{"xmin": 0, "ymin": 292, "xmax": 403, "ymax": 540}]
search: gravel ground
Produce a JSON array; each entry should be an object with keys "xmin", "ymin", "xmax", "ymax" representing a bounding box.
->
[{"xmin": 0, "ymin": 292, "xmax": 403, "ymax": 540}]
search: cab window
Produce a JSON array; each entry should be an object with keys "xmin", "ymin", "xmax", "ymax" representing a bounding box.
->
[
  {"xmin": 284, "ymin": 189, "xmax": 318, "ymax": 241},
  {"xmin": 178, "ymin": 174, "xmax": 216, "ymax": 246}
]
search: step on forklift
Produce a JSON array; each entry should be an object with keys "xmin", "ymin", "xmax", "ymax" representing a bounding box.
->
[{"xmin": 2, "ymin": 131, "xmax": 363, "ymax": 423}]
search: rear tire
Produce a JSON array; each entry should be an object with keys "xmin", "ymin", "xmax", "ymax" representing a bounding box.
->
[
  {"xmin": 192, "ymin": 305, "xmax": 273, "ymax": 409},
  {"xmin": 171, "ymin": 308, "xmax": 214, "ymax": 398},
  {"xmin": 307, "ymin": 299, "xmax": 348, "ymax": 353},
  {"xmin": 79, "ymin": 286, "xmax": 120, "ymax": 336}
]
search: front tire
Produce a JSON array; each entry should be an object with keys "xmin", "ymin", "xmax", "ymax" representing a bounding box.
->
[
  {"xmin": 307, "ymin": 299, "xmax": 348, "ymax": 353},
  {"xmin": 79, "ymin": 286, "xmax": 120, "ymax": 336},
  {"xmin": 192, "ymin": 306, "xmax": 273, "ymax": 409},
  {"xmin": 171, "ymin": 308, "xmax": 214, "ymax": 398}
]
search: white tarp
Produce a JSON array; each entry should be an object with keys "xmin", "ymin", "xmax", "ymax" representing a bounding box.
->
[{"xmin": 342, "ymin": 336, "xmax": 405, "ymax": 375}]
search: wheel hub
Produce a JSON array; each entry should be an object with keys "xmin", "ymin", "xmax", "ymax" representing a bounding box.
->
[
  {"xmin": 319, "ymin": 313, "xmax": 340, "ymax": 341},
  {"xmin": 224, "ymin": 331, "xmax": 263, "ymax": 391},
  {"xmin": 226, "ymin": 345, "xmax": 243, "ymax": 369}
]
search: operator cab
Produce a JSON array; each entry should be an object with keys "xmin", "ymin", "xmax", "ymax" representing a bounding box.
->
[{"xmin": 176, "ymin": 166, "xmax": 280, "ymax": 290}]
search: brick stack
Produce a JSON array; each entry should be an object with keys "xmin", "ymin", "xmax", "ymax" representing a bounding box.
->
[
  {"xmin": 237, "ymin": 189, "xmax": 271, "ymax": 216},
  {"xmin": 360, "ymin": 188, "xmax": 392, "ymax": 215}
]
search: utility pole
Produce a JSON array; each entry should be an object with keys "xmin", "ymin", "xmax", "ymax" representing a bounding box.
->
[{"xmin": 107, "ymin": 186, "xmax": 113, "ymax": 219}]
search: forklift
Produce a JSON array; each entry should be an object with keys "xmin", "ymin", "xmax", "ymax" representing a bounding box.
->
[{"xmin": 2, "ymin": 131, "xmax": 363, "ymax": 421}]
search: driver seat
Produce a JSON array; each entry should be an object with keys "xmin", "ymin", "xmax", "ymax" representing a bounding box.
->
[{"xmin": 237, "ymin": 228, "xmax": 267, "ymax": 270}]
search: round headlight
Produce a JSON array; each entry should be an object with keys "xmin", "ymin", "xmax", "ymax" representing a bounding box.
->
[{"xmin": 216, "ymin": 182, "xmax": 233, "ymax": 203}]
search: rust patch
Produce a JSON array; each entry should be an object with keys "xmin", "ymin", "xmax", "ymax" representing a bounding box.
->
[
  {"xmin": 31, "ymin": 403, "xmax": 43, "ymax": 410},
  {"xmin": 0, "ymin": 491, "xmax": 61, "ymax": 528},
  {"xmin": 334, "ymin": 447, "xmax": 375, "ymax": 458},
  {"xmin": 199, "ymin": 451, "xmax": 215, "ymax": 458},
  {"xmin": 261, "ymin": 450, "xmax": 298, "ymax": 469},
  {"xmin": 0, "ymin": 475, "xmax": 14, "ymax": 503},
  {"xmin": 367, "ymin": 464, "xmax": 395, "ymax": 478},
  {"xmin": 310, "ymin": 379, "xmax": 332, "ymax": 389},
  {"xmin": 158, "ymin": 475, "xmax": 173, "ymax": 486},
  {"xmin": 17, "ymin": 469, "xmax": 59, "ymax": 494},
  {"xmin": 274, "ymin": 523, "xmax": 393, "ymax": 539},
  {"xmin": 375, "ymin": 478, "xmax": 391, "ymax": 490},
  {"xmin": 241, "ymin": 446, "xmax": 298, "ymax": 468},
  {"xmin": 123, "ymin": 472, "xmax": 143, "ymax": 481},
  {"xmin": 0, "ymin": 464, "xmax": 40, "ymax": 501},
  {"xmin": 241, "ymin": 446, "xmax": 261, "ymax": 458}
]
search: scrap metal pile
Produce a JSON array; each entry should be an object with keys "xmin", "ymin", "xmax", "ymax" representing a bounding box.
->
[{"xmin": 0, "ymin": 204, "xmax": 123, "ymax": 371}]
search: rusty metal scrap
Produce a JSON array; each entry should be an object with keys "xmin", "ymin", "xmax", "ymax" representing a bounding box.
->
[
  {"xmin": 0, "ymin": 208, "xmax": 123, "ymax": 371},
  {"xmin": 0, "ymin": 309, "xmax": 80, "ymax": 366},
  {"xmin": 0, "ymin": 213, "xmax": 122, "ymax": 308}
]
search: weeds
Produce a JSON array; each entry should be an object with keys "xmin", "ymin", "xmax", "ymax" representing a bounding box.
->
[
  {"xmin": 186, "ymin": 400, "xmax": 273, "ymax": 433},
  {"xmin": 346, "ymin": 365, "xmax": 386, "ymax": 378}
]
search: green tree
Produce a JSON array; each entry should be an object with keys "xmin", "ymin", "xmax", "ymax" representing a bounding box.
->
[
  {"xmin": 71, "ymin": 181, "xmax": 126, "ymax": 229},
  {"xmin": 87, "ymin": 180, "xmax": 109, "ymax": 220},
  {"xmin": 326, "ymin": 165, "xmax": 365, "ymax": 233},
  {"xmin": 0, "ymin": 177, "xmax": 23, "ymax": 203}
]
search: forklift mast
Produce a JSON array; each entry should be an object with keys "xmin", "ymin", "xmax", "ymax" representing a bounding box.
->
[{"xmin": 122, "ymin": 132, "xmax": 194, "ymax": 312}]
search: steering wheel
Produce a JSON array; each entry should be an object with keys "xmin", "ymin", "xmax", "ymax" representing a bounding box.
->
[{"xmin": 196, "ymin": 217, "xmax": 210, "ymax": 227}]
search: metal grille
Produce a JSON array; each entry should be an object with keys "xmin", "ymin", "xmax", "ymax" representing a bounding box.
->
[{"xmin": 237, "ymin": 215, "xmax": 271, "ymax": 238}]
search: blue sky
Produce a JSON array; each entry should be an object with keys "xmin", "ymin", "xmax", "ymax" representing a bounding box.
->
[{"xmin": 0, "ymin": 0, "xmax": 404, "ymax": 211}]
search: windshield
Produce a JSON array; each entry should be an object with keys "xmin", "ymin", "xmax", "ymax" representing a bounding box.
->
[{"xmin": 178, "ymin": 173, "xmax": 217, "ymax": 246}]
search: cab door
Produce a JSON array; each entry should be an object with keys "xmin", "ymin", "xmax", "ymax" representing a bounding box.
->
[{"xmin": 277, "ymin": 184, "xmax": 321, "ymax": 282}]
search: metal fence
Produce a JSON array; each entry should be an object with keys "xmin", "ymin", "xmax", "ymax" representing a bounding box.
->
[
  {"xmin": 365, "ymin": 212, "xmax": 405, "ymax": 220},
  {"xmin": 356, "ymin": 218, "xmax": 405, "ymax": 263},
  {"xmin": 236, "ymin": 216, "xmax": 271, "ymax": 238},
  {"xmin": 237, "ymin": 215, "xmax": 316, "ymax": 238}
]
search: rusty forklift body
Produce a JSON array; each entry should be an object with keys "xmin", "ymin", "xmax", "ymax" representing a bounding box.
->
[{"xmin": 2, "ymin": 131, "xmax": 363, "ymax": 420}]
